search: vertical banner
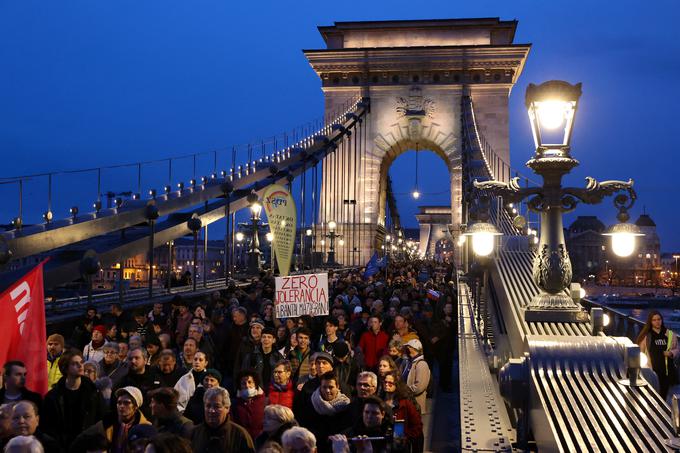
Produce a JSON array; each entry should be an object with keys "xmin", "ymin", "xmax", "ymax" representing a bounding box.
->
[
  {"xmin": 274, "ymin": 272, "xmax": 329, "ymax": 318},
  {"xmin": 0, "ymin": 260, "xmax": 48, "ymax": 395},
  {"xmin": 263, "ymin": 184, "xmax": 297, "ymax": 276}
]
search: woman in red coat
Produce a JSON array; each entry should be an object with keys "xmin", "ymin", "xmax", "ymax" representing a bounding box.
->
[
  {"xmin": 267, "ymin": 360, "xmax": 295, "ymax": 409},
  {"xmin": 232, "ymin": 369, "xmax": 266, "ymax": 440},
  {"xmin": 381, "ymin": 371, "xmax": 424, "ymax": 453}
]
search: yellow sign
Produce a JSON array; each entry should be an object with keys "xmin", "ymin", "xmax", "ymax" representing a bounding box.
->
[{"xmin": 262, "ymin": 185, "xmax": 297, "ymax": 276}]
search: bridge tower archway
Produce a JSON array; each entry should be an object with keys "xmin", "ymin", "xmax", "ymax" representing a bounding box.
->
[{"xmin": 304, "ymin": 18, "xmax": 529, "ymax": 266}]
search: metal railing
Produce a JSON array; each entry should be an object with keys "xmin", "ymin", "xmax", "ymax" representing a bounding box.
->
[{"xmin": 580, "ymin": 297, "xmax": 645, "ymax": 341}]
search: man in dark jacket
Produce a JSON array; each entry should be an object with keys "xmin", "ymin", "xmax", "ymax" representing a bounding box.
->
[
  {"xmin": 293, "ymin": 352, "xmax": 351, "ymax": 429},
  {"xmin": 241, "ymin": 327, "xmax": 282, "ymax": 393},
  {"xmin": 115, "ymin": 348, "xmax": 161, "ymax": 419},
  {"xmin": 234, "ymin": 319, "xmax": 264, "ymax": 382},
  {"xmin": 191, "ymin": 386, "xmax": 254, "ymax": 453},
  {"xmin": 224, "ymin": 307, "xmax": 249, "ymax": 382},
  {"xmin": 155, "ymin": 349, "xmax": 186, "ymax": 388},
  {"xmin": 41, "ymin": 350, "xmax": 106, "ymax": 449},
  {"xmin": 10, "ymin": 400, "xmax": 60, "ymax": 453},
  {"xmin": 0, "ymin": 361, "xmax": 42, "ymax": 410},
  {"xmin": 149, "ymin": 388, "xmax": 193, "ymax": 438}
]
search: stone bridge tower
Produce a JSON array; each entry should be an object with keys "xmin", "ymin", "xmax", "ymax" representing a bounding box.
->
[{"xmin": 304, "ymin": 18, "xmax": 530, "ymax": 265}]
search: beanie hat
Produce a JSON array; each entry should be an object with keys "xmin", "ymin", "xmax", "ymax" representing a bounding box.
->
[
  {"xmin": 47, "ymin": 334, "xmax": 65, "ymax": 347},
  {"xmin": 115, "ymin": 386, "xmax": 143, "ymax": 408},
  {"xmin": 250, "ymin": 318, "xmax": 265, "ymax": 328},
  {"xmin": 312, "ymin": 351, "xmax": 334, "ymax": 365},
  {"xmin": 93, "ymin": 325, "xmax": 107, "ymax": 335},
  {"xmin": 404, "ymin": 339, "xmax": 423, "ymax": 352},
  {"xmin": 205, "ymin": 368, "xmax": 223, "ymax": 382}
]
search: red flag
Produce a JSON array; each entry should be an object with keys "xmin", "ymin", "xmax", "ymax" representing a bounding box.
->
[{"xmin": 0, "ymin": 260, "xmax": 48, "ymax": 395}]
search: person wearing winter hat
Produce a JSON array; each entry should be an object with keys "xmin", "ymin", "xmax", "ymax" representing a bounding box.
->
[
  {"xmin": 232, "ymin": 318, "xmax": 265, "ymax": 383},
  {"xmin": 72, "ymin": 385, "xmax": 150, "ymax": 453},
  {"xmin": 183, "ymin": 368, "xmax": 222, "ymax": 425},
  {"xmin": 402, "ymin": 338, "xmax": 431, "ymax": 414},
  {"xmin": 332, "ymin": 341, "xmax": 359, "ymax": 392},
  {"xmin": 83, "ymin": 325, "xmax": 108, "ymax": 362},
  {"xmin": 293, "ymin": 352, "xmax": 351, "ymax": 429}
]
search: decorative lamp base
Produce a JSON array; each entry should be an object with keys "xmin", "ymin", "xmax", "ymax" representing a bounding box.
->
[
  {"xmin": 326, "ymin": 251, "xmax": 338, "ymax": 267},
  {"xmin": 524, "ymin": 292, "xmax": 587, "ymax": 323}
]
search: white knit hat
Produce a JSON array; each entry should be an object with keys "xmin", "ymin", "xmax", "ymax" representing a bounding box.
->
[{"xmin": 115, "ymin": 386, "xmax": 143, "ymax": 408}]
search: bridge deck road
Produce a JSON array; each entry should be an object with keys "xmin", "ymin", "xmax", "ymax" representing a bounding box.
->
[{"xmin": 455, "ymin": 281, "xmax": 516, "ymax": 452}]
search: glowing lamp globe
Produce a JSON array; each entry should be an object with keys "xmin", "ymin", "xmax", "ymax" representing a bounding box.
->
[
  {"xmin": 328, "ymin": 221, "xmax": 337, "ymax": 232},
  {"xmin": 603, "ymin": 222, "xmax": 643, "ymax": 258},
  {"xmin": 266, "ymin": 232, "xmax": 274, "ymax": 242},
  {"xmin": 339, "ymin": 239, "xmax": 345, "ymax": 246},
  {"xmin": 235, "ymin": 232, "xmax": 245, "ymax": 242},
  {"xmin": 525, "ymin": 80, "xmax": 582, "ymax": 153},
  {"xmin": 250, "ymin": 202, "xmax": 262, "ymax": 217},
  {"xmin": 412, "ymin": 190, "xmax": 420, "ymax": 199},
  {"xmin": 305, "ymin": 229, "xmax": 312, "ymax": 236},
  {"xmin": 463, "ymin": 222, "xmax": 502, "ymax": 257}
]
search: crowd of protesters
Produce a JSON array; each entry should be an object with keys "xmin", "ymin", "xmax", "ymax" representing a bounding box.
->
[{"xmin": 0, "ymin": 260, "xmax": 457, "ymax": 453}]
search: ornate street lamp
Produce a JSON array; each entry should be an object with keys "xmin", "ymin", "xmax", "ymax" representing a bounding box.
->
[
  {"xmin": 187, "ymin": 214, "xmax": 202, "ymax": 292},
  {"xmin": 475, "ymin": 80, "xmax": 641, "ymax": 322},
  {"xmin": 324, "ymin": 220, "xmax": 343, "ymax": 266},
  {"xmin": 247, "ymin": 194, "xmax": 263, "ymax": 275},
  {"xmin": 464, "ymin": 221, "xmax": 503, "ymax": 257}
]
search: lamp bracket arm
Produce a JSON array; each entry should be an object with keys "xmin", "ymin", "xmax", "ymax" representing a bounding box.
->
[
  {"xmin": 473, "ymin": 177, "xmax": 541, "ymax": 204},
  {"xmin": 562, "ymin": 177, "xmax": 635, "ymax": 207}
]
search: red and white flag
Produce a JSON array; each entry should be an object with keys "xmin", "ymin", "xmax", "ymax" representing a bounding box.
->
[{"xmin": 0, "ymin": 260, "xmax": 48, "ymax": 395}]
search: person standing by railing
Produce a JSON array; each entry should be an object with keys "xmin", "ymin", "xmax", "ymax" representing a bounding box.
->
[{"xmin": 637, "ymin": 310, "xmax": 680, "ymax": 399}]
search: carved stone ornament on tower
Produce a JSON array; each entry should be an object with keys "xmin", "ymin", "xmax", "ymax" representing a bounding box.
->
[{"xmin": 396, "ymin": 86, "xmax": 436, "ymax": 140}]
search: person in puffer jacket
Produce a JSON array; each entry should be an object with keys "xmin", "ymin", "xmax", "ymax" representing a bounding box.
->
[{"xmin": 267, "ymin": 360, "xmax": 294, "ymax": 409}]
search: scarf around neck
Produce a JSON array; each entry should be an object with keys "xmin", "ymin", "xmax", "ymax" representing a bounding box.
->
[{"xmin": 311, "ymin": 387, "xmax": 350, "ymax": 416}]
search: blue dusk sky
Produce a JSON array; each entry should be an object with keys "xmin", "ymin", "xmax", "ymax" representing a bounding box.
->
[{"xmin": 1, "ymin": 1, "xmax": 679, "ymax": 250}]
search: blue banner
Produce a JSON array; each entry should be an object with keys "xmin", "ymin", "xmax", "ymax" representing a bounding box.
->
[{"xmin": 363, "ymin": 252, "xmax": 387, "ymax": 279}]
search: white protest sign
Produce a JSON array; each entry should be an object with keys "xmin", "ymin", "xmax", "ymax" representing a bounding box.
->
[{"xmin": 274, "ymin": 272, "xmax": 329, "ymax": 318}]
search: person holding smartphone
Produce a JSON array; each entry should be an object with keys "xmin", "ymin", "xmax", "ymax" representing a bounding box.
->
[{"xmin": 381, "ymin": 372, "xmax": 423, "ymax": 452}]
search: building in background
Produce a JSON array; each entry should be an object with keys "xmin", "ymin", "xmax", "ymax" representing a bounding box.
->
[{"xmin": 565, "ymin": 216, "xmax": 606, "ymax": 281}]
